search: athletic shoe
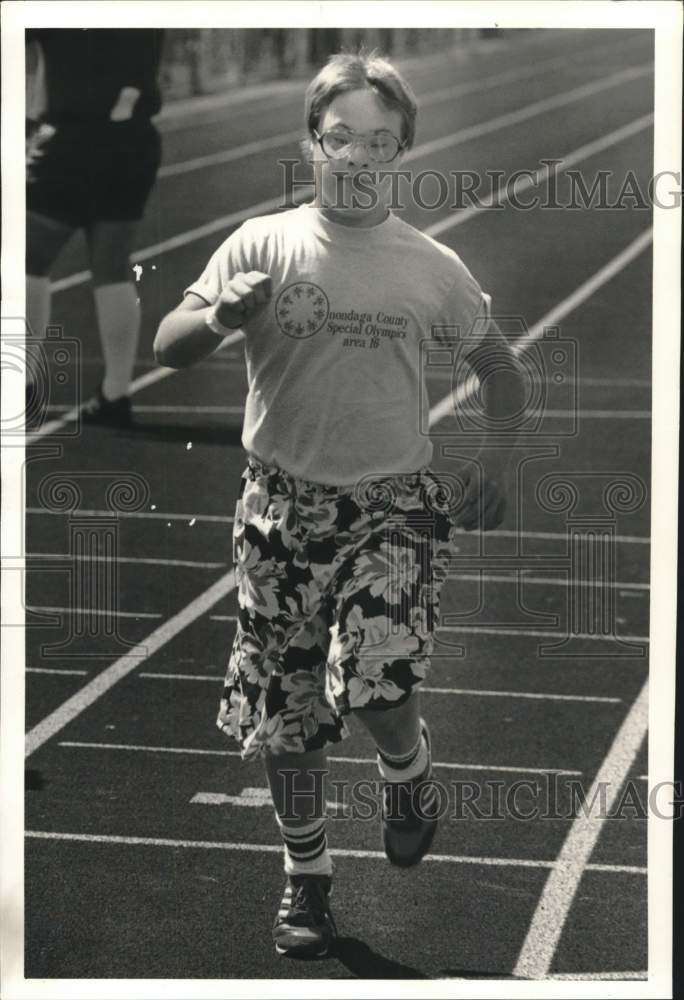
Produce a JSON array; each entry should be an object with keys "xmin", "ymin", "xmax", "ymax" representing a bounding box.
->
[
  {"xmin": 272, "ymin": 873, "xmax": 336, "ymax": 958},
  {"xmin": 381, "ymin": 718, "xmax": 440, "ymax": 867},
  {"xmin": 81, "ymin": 383, "xmax": 132, "ymax": 428}
]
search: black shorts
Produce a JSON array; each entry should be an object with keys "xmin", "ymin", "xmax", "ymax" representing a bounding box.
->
[{"xmin": 26, "ymin": 118, "xmax": 161, "ymax": 228}]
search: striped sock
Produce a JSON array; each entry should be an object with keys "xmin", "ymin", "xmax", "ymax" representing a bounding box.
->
[
  {"xmin": 276, "ymin": 815, "xmax": 333, "ymax": 877},
  {"xmin": 377, "ymin": 730, "xmax": 428, "ymax": 782}
]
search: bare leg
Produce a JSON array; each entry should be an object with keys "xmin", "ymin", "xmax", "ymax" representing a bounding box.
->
[
  {"xmin": 353, "ymin": 690, "xmax": 422, "ymax": 756},
  {"xmin": 26, "ymin": 211, "xmax": 75, "ymax": 346},
  {"xmin": 264, "ymin": 747, "xmax": 328, "ymax": 826}
]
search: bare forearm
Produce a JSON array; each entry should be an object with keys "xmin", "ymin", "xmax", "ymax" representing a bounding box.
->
[
  {"xmin": 465, "ymin": 347, "xmax": 526, "ymax": 520},
  {"xmin": 153, "ymin": 308, "xmax": 225, "ymax": 369}
]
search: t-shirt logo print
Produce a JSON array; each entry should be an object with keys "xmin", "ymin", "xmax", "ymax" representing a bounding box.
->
[{"xmin": 275, "ymin": 282, "xmax": 330, "ymax": 339}]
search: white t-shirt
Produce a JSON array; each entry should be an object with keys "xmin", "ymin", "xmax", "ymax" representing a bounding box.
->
[{"xmin": 185, "ymin": 204, "xmax": 490, "ymax": 486}]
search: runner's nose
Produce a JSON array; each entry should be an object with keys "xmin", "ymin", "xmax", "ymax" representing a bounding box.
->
[{"xmin": 346, "ymin": 137, "xmax": 369, "ymax": 168}]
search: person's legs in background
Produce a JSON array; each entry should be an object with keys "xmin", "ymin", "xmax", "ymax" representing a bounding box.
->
[
  {"xmin": 83, "ymin": 219, "xmax": 141, "ymax": 423},
  {"xmin": 26, "ymin": 209, "xmax": 75, "ymax": 348}
]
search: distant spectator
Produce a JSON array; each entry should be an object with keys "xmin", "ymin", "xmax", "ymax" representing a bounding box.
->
[{"xmin": 26, "ymin": 28, "xmax": 165, "ymax": 427}]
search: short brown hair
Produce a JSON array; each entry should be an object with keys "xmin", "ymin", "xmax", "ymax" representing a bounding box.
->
[{"xmin": 305, "ymin": 50, "xmax": 417, "ymax": 149}]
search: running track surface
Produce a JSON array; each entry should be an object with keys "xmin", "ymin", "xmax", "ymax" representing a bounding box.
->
[{"xmin": 21, "ymin": 28, "xmax": 656, "ymax": 983}]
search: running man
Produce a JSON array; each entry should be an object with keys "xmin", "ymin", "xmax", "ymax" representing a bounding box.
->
[{"xmin": 154, "ymin": 50, "xmax": 525, "ymax": 958}]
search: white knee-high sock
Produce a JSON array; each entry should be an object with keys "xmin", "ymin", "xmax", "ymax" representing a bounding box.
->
[
  {"xmin": 93, "ymin": 282, "xmax": 140, "ymax": 400},
  {"xmin": 276, "ymin": 815, "xmax": 333, "ymax": 877},
  {"xmin": 26, "ymin": 275, "xmax": 51, "ymax": 389},
  {"xmin": 26, "ymin": 274, "xmax": 51, "ymax": 356},
  {"xmin": 376, "ymin": 730, "xmax": 429, "ymax": 781}
]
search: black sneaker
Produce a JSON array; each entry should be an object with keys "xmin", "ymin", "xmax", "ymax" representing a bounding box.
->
[
  {"xmin": 81, "ymin": 383, "xmax": 132, "ymax": 428},
  {"xmin": 272, "ymin": 873, "xmax": 336, "ymax": 958},
  {"xmin": 381, "ymin": 719, "xmax": 440, "ymax": 867}
]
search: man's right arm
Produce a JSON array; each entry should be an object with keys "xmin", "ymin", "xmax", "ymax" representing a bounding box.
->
[
  {"xmin": 153, "ymin": 293, "xmax": 225, "ymax": 369},
  {"xmin": 154, "ymin": 271, "xmax": 272, "ymax": 369}
]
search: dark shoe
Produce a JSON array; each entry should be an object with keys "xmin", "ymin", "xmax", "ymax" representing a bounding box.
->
[
  {"xmin": 81, "ymin": 383, "xmax": 132, "ymax": 428},
  {"xmin": 272, "ymin": 873, "xmax": 336, "ymax": 958},
  {"xmin": 381, "ymin": 719, "xmax": 440, "ymax": 867}
]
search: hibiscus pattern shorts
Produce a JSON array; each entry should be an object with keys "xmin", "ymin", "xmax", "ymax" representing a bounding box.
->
[{"xmin": 217, "ymin": 454, "xmax": 458, "ymax": 759}]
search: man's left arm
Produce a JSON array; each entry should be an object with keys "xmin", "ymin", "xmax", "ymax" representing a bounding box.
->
[{"xmin": 453, "ymin": 318, "xmax": 526, "ymax": 531}]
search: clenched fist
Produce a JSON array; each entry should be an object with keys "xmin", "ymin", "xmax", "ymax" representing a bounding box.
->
[
  {"xmin": 213, "ymin": 271, "xmax": 273, "ymax": 329},
  {"xmin": 452, "ymin": 459, "xmax": 509, "ymax": 532}
]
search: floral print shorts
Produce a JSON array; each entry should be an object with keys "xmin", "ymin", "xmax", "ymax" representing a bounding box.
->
[{"xmin": 216, "ymin": 454, "xmax": 457, "ymax": 759}]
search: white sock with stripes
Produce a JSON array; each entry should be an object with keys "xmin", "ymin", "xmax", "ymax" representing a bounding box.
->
[
  {"xmin": 276, "ymin": 815, "xmax": 333, "ymax": 877},
  {"xmin": 377, "ymin": 730, "xmax": 429, "ymax": 782}
]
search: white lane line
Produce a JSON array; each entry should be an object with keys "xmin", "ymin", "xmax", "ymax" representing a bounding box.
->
[
  {"xmin": 24, "ymin": 507, "xmax": 650, "ymax": 547},
  {"xmin": 27, "ymin": 553, "xmax": 226, "ymax": 569},
  {"xmin": 430, "ymin": 227, "xmax": 653, "ymax": 426},
  {"xmin": 24, "ymin": 207, "xmax": 651, "ymax": 757},
  {"xmin": 48, "ymin": 196, "xmax": 299, "ymax": 294},
  {"xmin": 45, "ymin": 403, "xmax": 653, "ymax": 421},
  {"xmin": 421, "ymin": 34, "xmax": 647, "ymax": 107},
  {"xmin": 45, "ymin": 405, "xmax": 246, "ymax": 415},
  {"xmin": 410, "ymin": 64, "xmax": 652, "ymax": 162},
  {"xmin": 474, "ymin": 410, "xmax": 651, "ymax": 420},
  {"xmin": 156, "ymin": 30, "xmax": 636, "ymax": 128},
  {"xmin": 427, "ymin": 374, "xmax": 652, "ymax": 388},
  {"xmin": 27, "ymin": 605, "xmax": 161, "ymax": 620},
  {"xmin": 513, "ymin": 678, "xmax": 649, "ymax": 979},
  {"xmin": 482, "ymin": 528, "xmax": 649, "ymax": 546},
  {"xmin": 135, "ymin": 673, "xmax": 621, "ymax": 704},
  {"xmin": 158, "ymin": 36, "xmax": 645, "ymax": 177},
  {"xmin": 27, "ymin": 667, "xmax": 88, "ymax": 677},
  {"xmin": 33, "ymin": 112, "xmax": 653, "ymax": 443},
  {"xmin": 422, "ymin": 687, "xmax": 621, "ymax": 704},
  {"xmin": 206, "ymin": 616, "xmax": 649, "ymax": 645},
  {"xmin": 159, "ymin": 128, "xmax": 303, "ymax": 177},
  {"xmin": 439, "ymin": 572, "xmax": 648, "ymax": 591},
  {"xmin": 55, "ymin": 740, "xmax": 580, "ymax": 776},
  {"xmin": 437, "ymin": 625, "xmax": 648, "ymax": 644},
  {"xmin": 192, "ymin": 788, "xmax": 350, "ymax": 814},
  {"xmin": 204, "ymin": 611, "xmax": 649, "ymax": 645},
  {"xmin": 423, "ymin": 112, "xmax": 653, "ymax": 238},
  {"xmin": 21, "ymin": 554, "xmax": 647, "ymax": 591},
  {"xmin": 49, "ymin": 66, "xmax": 652, "ymax": 297},
  {"xmin": 25, "ymin": 508, "xmax": 233, "ymax": 524},
  {"xmin": 26, "ymin": 329, "xmax": 246, "ymax": 441},
  {"xmin": 547, "ymin": 972, "xmax": 648, "ymax": 981},
  {"xmin": 23, "ymin": 830, "xmax": 646, "ymax": 875},
  {"xmin": 24, "ymin": 572, "xmax": 235, "ymax": 758}
]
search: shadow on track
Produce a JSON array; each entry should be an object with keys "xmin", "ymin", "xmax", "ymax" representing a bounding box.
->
[
  {"xmin": 333, "ymin": 937, "xmax": 430, "ymax": 978},
  {"xmin": 439, "ymin": 968, "xmax": 526, "ymax": 979},
  {"xmin": 125, "ymin": 421, "xmax": 244, "ymax": 447}
]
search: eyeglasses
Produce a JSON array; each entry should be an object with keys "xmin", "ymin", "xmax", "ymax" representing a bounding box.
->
[{"xmin": 313, "ymin": 128, "xmax": 406, "ymax": 164}]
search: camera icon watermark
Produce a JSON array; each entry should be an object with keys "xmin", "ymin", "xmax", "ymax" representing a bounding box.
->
[
  {"xmin": 420, "ymin": 319, "xmax": 578, "ymax": 439},
  {"xmin": 1, "ymin": 317, "xmax": 82, "ymax": 437}
]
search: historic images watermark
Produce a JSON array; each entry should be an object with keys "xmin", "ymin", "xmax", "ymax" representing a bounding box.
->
[
  {"xmin": 274, "ymin": 770, "xmax": 682, "ymax": 823},
  {"xmin": 2, "ymin": 318, "xmax": 154, "ymax": 658},
  {"xmin": 279, "ymin": 158, "xmax": 681, "ymax": 211}
]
